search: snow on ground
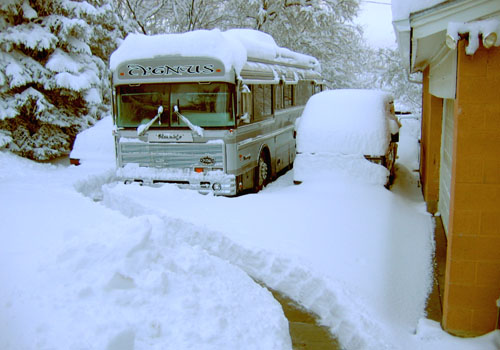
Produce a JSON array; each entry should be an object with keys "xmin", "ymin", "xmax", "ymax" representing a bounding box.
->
[
  {"xmin": 1, "ymin": 115, "xmax": 500, "ymax": 350},
  {"xmin": 0, "ymin": 152, "xmax": 290, "ymax": 350}
]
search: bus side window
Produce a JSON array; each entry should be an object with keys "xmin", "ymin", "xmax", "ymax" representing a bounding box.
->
[
  {"xmin": 275, "ymin": 83, "xmax": 284, "ymax": 110},
  {"xmin": 263, "ymin": 85, "xmax": 272, "ymax": 116},
  {"xmin": 251, "ymin": 85, "xmax": 261, "ymax": 121},
  {"xmin": 240, "ymin": 88, "xmax": 252, "ymax": 124},
  {"xmin": 252, "ymin": 84, "xmax": 272, "ymax": 121},
  {"xmin": 296, "ymin": 80, "xmax": 313, "ymax": 106},
  {"xmin": 284, "ymin": 84, "xmax": 294, "ymax": 107}
]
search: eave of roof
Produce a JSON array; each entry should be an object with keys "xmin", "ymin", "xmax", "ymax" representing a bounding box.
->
[{"xmin": 393, "ymin": 0, "xmax": 500, "ymax": 73}]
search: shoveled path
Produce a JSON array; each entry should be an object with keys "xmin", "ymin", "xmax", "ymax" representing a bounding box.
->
[
  {"xmin": 267, "ymin": 288, "xmax": 342, "ymax": 350},
  {"xmin": 425, "ymin": 216, "xmax": 446, "ymax": 322}
]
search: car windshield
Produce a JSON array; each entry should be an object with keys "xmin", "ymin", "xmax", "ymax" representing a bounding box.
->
[{"xmin": 117, "ymin": 83, "xmax": 234, "ymax": 128}]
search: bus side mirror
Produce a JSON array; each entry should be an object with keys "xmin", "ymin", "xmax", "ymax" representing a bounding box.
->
[{"xmin": 240, "ymin": 90, "xmax": 252, "ymax": 124}]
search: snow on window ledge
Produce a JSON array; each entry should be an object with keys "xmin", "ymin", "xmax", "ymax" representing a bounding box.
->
[{"xmin": 446, "ymin": 19, "xmax": 500, "ymax": 55}]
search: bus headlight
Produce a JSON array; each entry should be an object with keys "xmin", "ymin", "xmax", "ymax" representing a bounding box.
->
[{"xmin": 212, "ymin": 183, "xmax": 222, "ymax": 191}]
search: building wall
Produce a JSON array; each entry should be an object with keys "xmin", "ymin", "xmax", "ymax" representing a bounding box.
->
[
  {"xmin": 421, "ymin": 67, "xmax": 443, "ymax": 214},
  {"xmin": 442, "ymin": 40, "xmax": 500, "ymax": 336}
]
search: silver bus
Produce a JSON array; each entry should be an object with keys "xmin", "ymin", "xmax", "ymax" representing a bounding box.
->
[{"xmin": 111, "ymin": 30, "xmax": 323, "ymax": 195}]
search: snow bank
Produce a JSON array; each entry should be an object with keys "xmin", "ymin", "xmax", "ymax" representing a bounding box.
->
[
  {"xmin": 293, "ymin": 153, "xmax": 389, "ymax": 186},
  {"xmin": 392, "ymin": 0, "xmax": 447, "ymax": 21},
  {"xmin": 296, "ymin": 89, "xmax": 394, "ymax": 156},
  {"xmin": 100, "ymin": 164, "xmax": 434, "ymax": 350},
  {"xmin": 0, "ymin": 151, "xmax": 292, "ymax": 350},
  {"xmin": 109, "ymin": 29, "xmax": 319, "ymax": 74},
  {"xmin": 69, "ymin": 115, "xmax": 115, "ymax": 165},
  {"xmin": 0, "ymin": 130, "xmax": 12, "ymax": 148}
]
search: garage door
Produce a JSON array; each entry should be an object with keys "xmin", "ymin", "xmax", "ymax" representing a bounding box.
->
[{"xmin": 439, "ymin": 99, "xmax": 454, "ymax": 235}]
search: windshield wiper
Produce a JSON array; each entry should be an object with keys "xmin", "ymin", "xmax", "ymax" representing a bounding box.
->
[
  {"xmin": 174, "ymin": 105, "xmax": 204, "ymax": 137},
  {"xmin": 137, "ymin": 106, "xmax": 163, "ymax": 136}
]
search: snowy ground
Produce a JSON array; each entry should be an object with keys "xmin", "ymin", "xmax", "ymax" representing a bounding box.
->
[{"xmin": 1, "ymin": 116, "xmax": 499, "ymax": 350}]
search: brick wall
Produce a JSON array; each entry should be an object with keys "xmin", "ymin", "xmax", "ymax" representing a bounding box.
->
[
  {"xmin": 442, "ymin": 40, "xmax": 500, "ymax": 336},
  {"xmin": 421, "ymin": 67, "xmax": 443, "ymax": 214}
]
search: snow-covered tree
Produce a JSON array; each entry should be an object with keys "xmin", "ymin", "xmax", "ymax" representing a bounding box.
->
[
  {"xmin": 359, "ymin": 47, "xmax": 422, "ymax": 113},
  {"xmin": 115, "ymin": 0, "xmax": 365, "ymax": 87},
  {"xmin": 0, "ymin": 0, "xmax": 126, "ymax": 160},
  {"xmin": 114, "ymin": 0, "xmax": 167, "ymax": 34},
  {"xmin": 168, "ymin": 0, "xmax": 226, "ymax": 32},
  {"xmin": 220, "ymin": 0, "xmax": 364, "ymax": 87},
  {"xmin": 115, "ymin": 0, "xmax": 226, "ymax": 34}
]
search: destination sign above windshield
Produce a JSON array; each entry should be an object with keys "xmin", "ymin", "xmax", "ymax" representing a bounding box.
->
[{"xmin": 116, "ymin": 57, "xmax": 226, "ymax": 80}]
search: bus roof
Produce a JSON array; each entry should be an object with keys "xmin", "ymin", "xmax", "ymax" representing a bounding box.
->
[{"xmin": 109, "ymin": 29, "xmax": 321, "ymax": 76}]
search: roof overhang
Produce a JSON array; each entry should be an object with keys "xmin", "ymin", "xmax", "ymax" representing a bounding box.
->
[{"xmin": 393, "ymin": 0, "xmax": 500, "ymax": 74}]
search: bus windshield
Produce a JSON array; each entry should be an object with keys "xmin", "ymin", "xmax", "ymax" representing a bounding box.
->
[{"xmin": 117, "ymin": 83, "xmax": 234, "ymax": 128}]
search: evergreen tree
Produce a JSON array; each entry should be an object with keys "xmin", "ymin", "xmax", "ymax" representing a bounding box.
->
[{"xmin": 0, "ymin": 0, "xmax": 126, "ymax": 160}]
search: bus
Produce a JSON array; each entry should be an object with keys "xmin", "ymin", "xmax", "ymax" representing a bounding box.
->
[{"xmin": 110, "ymin": 29, "xmax": 323, "ymax": 196}]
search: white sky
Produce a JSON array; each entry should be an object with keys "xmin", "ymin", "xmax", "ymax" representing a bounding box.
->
[{"xmin": 356, "ymin": 0, "xmax": 397, "ymax": 49}]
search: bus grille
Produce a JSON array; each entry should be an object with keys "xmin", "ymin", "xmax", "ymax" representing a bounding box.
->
[{"xmin": 119, "ymin": 142, "xmax": 224, "ymax": 169}]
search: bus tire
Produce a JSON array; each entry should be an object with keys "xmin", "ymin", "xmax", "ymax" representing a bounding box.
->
[{"xmin": 255, "ymin": 151, "xmax": 270, "ymax": 192}]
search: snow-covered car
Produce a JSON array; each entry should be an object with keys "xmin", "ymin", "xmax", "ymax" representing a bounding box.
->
[{"xmin": 294, "ymin": 89, "xmax": 401, "ymax": 187}]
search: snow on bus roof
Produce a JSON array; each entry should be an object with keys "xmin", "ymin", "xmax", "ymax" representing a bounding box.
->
[
  {"xmin": 109, "ymin": 29, "xmax": 320, "ymax": 74},
  {"xmin": 224, "ymin": 29, "xmax": 320, "ymax": 69}
]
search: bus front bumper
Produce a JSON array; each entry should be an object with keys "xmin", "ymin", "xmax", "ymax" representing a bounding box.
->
[{"xmin": 116, "ymin": 165, "xmax": 237, "ymax": 196}]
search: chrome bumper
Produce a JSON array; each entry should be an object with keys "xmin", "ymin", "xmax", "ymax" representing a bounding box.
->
[{"xmin": 116, "ymin": 164, "xmax": 237, "ymax": 196}]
